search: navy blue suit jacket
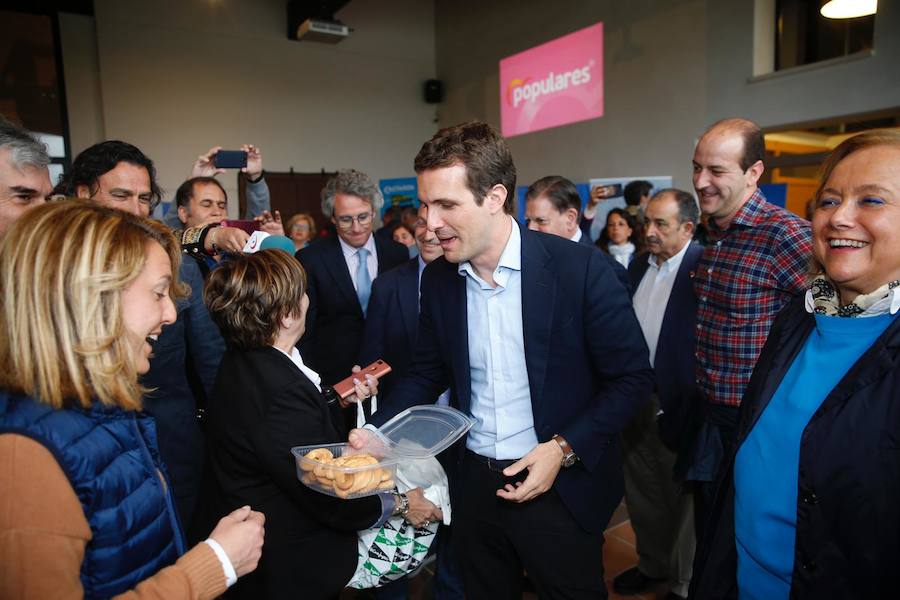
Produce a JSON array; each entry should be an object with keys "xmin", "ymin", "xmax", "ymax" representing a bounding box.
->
[
  {"xmin": 627, "ymin": 243, "xmax": 702, "ymax": 452},
  {"xmin": 141, "ymin": 258, "xmax": 224, "ymax": 528},
  {"xmin": 372, "ymin": 221, "xmax": 654, "ymax": 533},
  {"xmin": 296, "ymin": 235, "xmax": 408, "ymax": 387},
  {"xmin": 357, "ymin": 257, "xmax": 421, "ymax": 402},
  {"xmin": 578, "ymin": 229, "xmax": 632, "ymax": 294}
]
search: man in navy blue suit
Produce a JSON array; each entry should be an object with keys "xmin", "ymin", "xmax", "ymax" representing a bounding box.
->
[
  {"xmin": 524, "ymin": 175, "xmax": 632, "ymax": 292},
  {"xmin": 358, "ymin": 205, "xmax": 445, "ymax": 404},
  {"xmin": 615, "ymin": 189, "xmax": 703, "ymax": 600},
  {"xmin": 358, "ymin": 207, "xmax": 464, "ymax": 600},
  {"xmin": 354, "ymin": 122, "xmax": 653, "ymax": 599},
  {"xmin": 295, "ymin": 169, "xmax": 409, "ymax": 396}
]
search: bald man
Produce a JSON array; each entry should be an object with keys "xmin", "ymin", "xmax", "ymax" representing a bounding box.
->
[{"xmin": 688, "ymin": 118, "xmax": 811, "ymax": 536}]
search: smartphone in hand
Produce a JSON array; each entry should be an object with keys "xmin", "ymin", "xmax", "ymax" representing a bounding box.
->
[
  {"xmin": 214, "ymin": 150, "xmax": 248, "ymax": 169},
  {"xmin": 220, "ymin": 219, "xmax": 260, "ymax": 235},
  {"xmin": 332, "ymin": 360, "xmax": 393, "ymax": 400}
]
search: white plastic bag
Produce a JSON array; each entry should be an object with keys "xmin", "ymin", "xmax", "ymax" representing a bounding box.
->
[{"xmin": 346, "ymin": 456, "xmax": 450, "ymax": 589}]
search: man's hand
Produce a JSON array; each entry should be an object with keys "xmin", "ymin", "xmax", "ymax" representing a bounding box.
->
[
  {"xmin": 208, "ymin": 505, "xmax": 265, "ymax": 578},
  {"xmin": 192, "ymin": 146, "xmax": 225, "ymax": 178},
  {"xmin": 242, "ymin": 144, "xmax": 262, "ymax": 180},
  {"xmin": 347, "ymin": 427, "xmax": 391, "ymax": 458},
  {"xmin": 403, "ymin": 488, "xmax": 444, "ymax": 527},
  {"xmin": 255, "ymin": 210, "xmax": 284, "ymax": 236},
  {"xmin": 497, "ymin": 440, "xmax": 564, "ymax": 503},
  {"xmin": 206, "ymin": 226, "xmax": 250, "ymax": 255}
]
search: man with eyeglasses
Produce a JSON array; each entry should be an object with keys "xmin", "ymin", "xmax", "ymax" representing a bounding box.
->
[{"xmin": 295, "ymin": 169, "xmax": 408, "ymax": 420}]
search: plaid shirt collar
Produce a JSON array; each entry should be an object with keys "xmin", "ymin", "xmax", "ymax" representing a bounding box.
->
[{"xmin": 708, "ymin": 188, "xmax": 769, "ymax": 238}]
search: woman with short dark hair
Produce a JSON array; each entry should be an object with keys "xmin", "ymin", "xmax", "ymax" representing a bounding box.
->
[{"xmin": 202, "ymin": 249, "xmax": 441, "ymax": 599}]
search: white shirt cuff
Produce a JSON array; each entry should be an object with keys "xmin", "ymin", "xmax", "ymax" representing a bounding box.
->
[{"xmin": 204, "ymin": 538, "xmax": 238, "ymax": 587}]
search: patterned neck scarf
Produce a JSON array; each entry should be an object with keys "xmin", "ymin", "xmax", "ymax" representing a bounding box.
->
[{"xmin": 809, "ymin": 275, "xmax": 900, "ymax": 317}]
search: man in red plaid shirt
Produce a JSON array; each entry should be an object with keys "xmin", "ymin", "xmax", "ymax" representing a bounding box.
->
[{"xmin": 688, "ymin": 118, "xmax": 811, "ymax": 535}]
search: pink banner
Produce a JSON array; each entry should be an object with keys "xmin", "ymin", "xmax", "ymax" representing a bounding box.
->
[{"xmin": 499, "ymin": 23, "xmax": 604, "ymax": 138}]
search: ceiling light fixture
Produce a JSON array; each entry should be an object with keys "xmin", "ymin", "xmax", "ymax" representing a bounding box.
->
[{"xmin": 820, "ymin": 0, "xmax": 877, "ymax": 19}]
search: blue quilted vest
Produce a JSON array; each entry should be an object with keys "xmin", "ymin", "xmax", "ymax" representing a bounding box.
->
[{"xmin": 0, "ymin": 390, "xmax": 186, "ymax": 599}]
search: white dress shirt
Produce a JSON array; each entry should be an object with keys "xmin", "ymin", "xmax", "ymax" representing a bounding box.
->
[
  {"xmin": 458, "ymin": 219, "xmax": 538, "ymax": 459},
  {"xmin": 338, "ymin": 234, "xmax": 378, "ymax": 291},
  {"xmin": 631, "ymin": 241, "xmax": 691, "ymax": 367},
  {"xmin": 570, "ymin": 228, "xmax": 583, "ymax": 243},
  {"xmin": 271, "ymin": 345, "xmax": 323, "ymax": 392}
]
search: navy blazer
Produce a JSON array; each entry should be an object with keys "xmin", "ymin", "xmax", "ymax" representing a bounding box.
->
[
  {"xmin": 358, "ymin": 258, "xmax": 420, "ymax": 403},
  {"xmin": 296, "ymin": 235, "xmax": 408, "ymax": 387},
  {"xmin": 627, "ymin": 244, "xmax": 702, "ymax": 452},
  {"xmin": 141, "ymin": 258, "xmax": 224, "ymax": 528},
  {"xmin": 691, "ymin": 297, "xmax": 900, "ymax": 599},
  {"xmin": 372, "ymin": 222, "xmax": 654, "ymax": 533},
  {"xmin": 578, "ymin": 230, "xmax": 632, "ymax": 294}
]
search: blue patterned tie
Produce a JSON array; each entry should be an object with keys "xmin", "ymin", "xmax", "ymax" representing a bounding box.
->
[{"xmin": 356, "ymin": 247, "xmax": 371, "ymax": 315}]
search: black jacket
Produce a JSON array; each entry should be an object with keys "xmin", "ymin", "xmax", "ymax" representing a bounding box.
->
[
  {"xmin": 203, "ymin": 346, "xmax": 383, "ymax": 599},
  {"xmin": 296, "ymin": 235, "xmax": 409, "ymax": 388},
  {"xmin": 690, "ymin": 296, "xmax": 900, "ymax": 599},
  {"xmin": 626, "ymin": 244, "xmax": 703, "ymax": 456}
]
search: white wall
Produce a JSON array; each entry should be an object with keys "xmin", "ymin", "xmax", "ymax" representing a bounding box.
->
[
  {"xmin": 58, "ymin": 0, "xmax": 900, "ymax": 206},
  {"xmin": 433, "ymin": 0, "xmax": 900, "ymax": 194},
  {"xmin": 58, "ymin": 13, "xmax": 106, "ymax": 158},
  {"xmin": 60, "ymin": 0, "xmax": 437, "ymax": 211},
  {"xmin": 433, "ymin": 0, "xmax": 709, "ymax": 192},
  {"xmin": 707, "ymin": 0, "xmax": 900, "ymax": 127}
]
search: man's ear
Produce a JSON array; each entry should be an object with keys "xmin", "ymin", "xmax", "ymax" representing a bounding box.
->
[
  {"xmin": 484, "ymin": 183, "xmax": 508, "ymax": 215},
  {"xmin": 564, "ymin": 207, "xmax": 579, "ymax": 227},
  {"xmin": 75, "ymin": 184, "xmax": 91, "ymax": 199},
  {"xmin": 745, "ymin": 159, "xmax": 764, "ymax": 188},
  {"xmin": 177, "ymin": 205, "xmax": 189, "ymax": 225}
]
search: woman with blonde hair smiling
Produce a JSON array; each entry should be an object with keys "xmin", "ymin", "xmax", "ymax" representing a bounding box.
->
[
  {"xmin": 0, "ymin": 201, "xmax": 264, "ymax": 599},
  {"xmin": 691, "ymin": 129, "xmax": 900, "ymax": 599}
]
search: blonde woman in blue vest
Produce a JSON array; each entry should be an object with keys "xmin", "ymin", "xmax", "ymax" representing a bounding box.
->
[{"xmin": 0, "ymin": 201, "xmax": 264, "ymax": 599}]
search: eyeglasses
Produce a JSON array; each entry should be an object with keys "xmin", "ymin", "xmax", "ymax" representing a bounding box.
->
[
  {"xmin": 291, "ymin": 224, "xmax": 311, "ymax": 232},
  {"xmin": 335, "ymin": 212, "xmax": 373, "ymax": 230}
]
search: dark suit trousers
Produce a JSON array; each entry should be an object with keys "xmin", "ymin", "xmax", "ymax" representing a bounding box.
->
[{"xmin": 455, "ymin": 452, "xmax": 608, "ymax": 599}]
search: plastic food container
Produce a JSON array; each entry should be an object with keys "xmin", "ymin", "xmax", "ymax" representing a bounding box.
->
[{"xmin": 292, "ymin": 405, "xmax": 474, "ymax": 499}]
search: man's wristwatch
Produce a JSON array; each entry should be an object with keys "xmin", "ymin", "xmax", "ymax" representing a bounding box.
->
[
  {"xmin": 553, "ymin": 434, "xmax": 578, "ymax": 468},
  {"xmin": 391, "ymin": 491, "xmax": 409, "ymax": 517}
]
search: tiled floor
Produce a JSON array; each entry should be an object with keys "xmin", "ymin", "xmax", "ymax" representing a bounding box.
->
[{"xmin": 342, "ymin": 502, "xmax": 673, "ymax": 599}]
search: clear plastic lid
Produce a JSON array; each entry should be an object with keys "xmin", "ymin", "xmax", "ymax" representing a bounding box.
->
[{"xmin": 375, "ymin": 405, "xmax": 474, "ymax": 459}]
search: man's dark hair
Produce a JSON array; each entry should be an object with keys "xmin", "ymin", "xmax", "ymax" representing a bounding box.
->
[
  {"xmin": 623, "ymin": 180, "xmax": 653, "ymax": 207},
  {"xmin": 53, "ymin": 140, "xmax": 162, "ymax": 211},
  {"xmin": 707, "ymin": 118, "xmax": 766, "ymax": 171},
  {"xmin": 414, "ymin": 121, "xmax": 516, "ymax": 215},
  {"xmin": 650, "ymin": 188, "xmax": 700, "ymax": 226},
  {"xmin": 525, "ymin": 175, "xmax": 581, "ymax": 216},
  {"xmin": 175, "ymin": 176, "xmax": 227, "ymax": 209}
]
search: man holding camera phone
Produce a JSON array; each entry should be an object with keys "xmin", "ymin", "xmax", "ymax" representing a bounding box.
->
[
  {"xmin": 352, "ymin": 122, "xmax": 653, "ymax": 599},
  {"xmin": 172, "ymin": 144, "xmax": 287, "ymax": 275}
]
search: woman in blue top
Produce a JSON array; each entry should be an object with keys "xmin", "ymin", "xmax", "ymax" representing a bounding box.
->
[{"xmin": 690, "ymin": 129, "xmax": 900, "ymax": 600}]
